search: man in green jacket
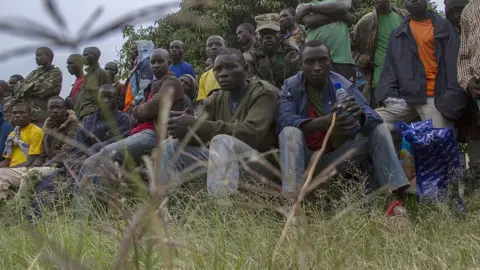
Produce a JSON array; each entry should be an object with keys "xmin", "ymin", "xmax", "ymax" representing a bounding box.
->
[
  {"xmin": 161, "ymin": 47, "xmax": 279, "ymax": 196},
  {"xmin": 74, "ymin": 47, "xmax": 111, "ymax": 120}
]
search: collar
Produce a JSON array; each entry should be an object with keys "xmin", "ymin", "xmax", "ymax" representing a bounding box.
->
[
  {"xmin": 396, "ymin": 11, "xmax": 449, "ymax": 39},
  {"xmin": 85, "ymin": 62, "xmax": 101, "ymax": 73}
]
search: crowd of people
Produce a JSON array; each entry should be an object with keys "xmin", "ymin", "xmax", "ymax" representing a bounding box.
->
[{"xmin": 0, "ymin": 0, "xmax": 478, "ymax": 220}]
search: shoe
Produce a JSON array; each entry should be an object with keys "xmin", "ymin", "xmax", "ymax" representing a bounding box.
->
[{"xmin": 387, "ymin": 200, "xmax": 407, "ymax": 216}]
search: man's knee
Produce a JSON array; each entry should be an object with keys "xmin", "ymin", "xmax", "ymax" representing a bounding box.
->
[
  {"xmin": 162, "ymin": 138, "xmax": 181, "ymax": 156},
  {"xmin": 279, "ymin": 127, "xmax": 304, "ymax": 145},
  {"xmin": 210, "ymin": 134, "xmax": 236, "ymax": 147},
  {"xmin": 372, "ymin": 123, "xmax": 390, "ymax": 135}
]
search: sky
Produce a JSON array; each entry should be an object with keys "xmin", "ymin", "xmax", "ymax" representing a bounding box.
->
[
  {"xmin": 0, "ymin": 0, "xmax": 444, "ymax": 98},
  {"xmin": 0, "ymin": 0, "xmax": 179, "ymax": 97}
]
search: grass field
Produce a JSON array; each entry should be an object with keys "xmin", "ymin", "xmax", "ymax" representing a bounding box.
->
[{"xmin": 1, "ymin": 179, "xmax": 480, "ymax": 270}]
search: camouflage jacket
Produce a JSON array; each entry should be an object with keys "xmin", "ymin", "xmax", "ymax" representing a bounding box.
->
[
  {"xmin": 42, "ymin": 109, "xmax": 80, "ymax": 164},
  {"xmin": 73, "ymin": 63, "xmax": 111, "ymax": 121},
  {"xmin": 13, "ymin": 65, "xmax": 62, "ymax": 126},
  {"xmin": 351, "ymin": 7, "xmax": 409, "ymax": 87},
  {"xmin": 244, "ymin": 42, "xmax": 301, "ymax": 88}
]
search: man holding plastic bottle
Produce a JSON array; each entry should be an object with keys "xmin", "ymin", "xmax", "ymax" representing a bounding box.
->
[{"xmin": 277, "ymin": 40, "xmax": 410, "ymax": 215}]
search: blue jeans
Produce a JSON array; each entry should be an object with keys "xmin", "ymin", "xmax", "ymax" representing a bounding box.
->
[
  {"xmin": 160, "ymin": 134, "xmax": 265, "ymax": 195},
  {"xmin": 74, "ymin": 129, "xmax": 157, "ymax": 218},
  {"xmin": 279, "ymin": 123, "xmax": 409, "ymax": 192}
]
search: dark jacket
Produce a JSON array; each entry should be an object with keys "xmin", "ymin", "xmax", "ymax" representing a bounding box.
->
[
  {"xmin": 0, "ymin": 106, "xmax": 13, "ymax": 161},
  {"xmin": 277, "ymin": 71, "xmax": 383, "ymax": 135},
  {"xmin": 69, "ymin": 109, "xmax": 132, "ymax": 159},
  {"xmin": 376, "ymin": 12, "xmax": 467, "ymax": 121}
]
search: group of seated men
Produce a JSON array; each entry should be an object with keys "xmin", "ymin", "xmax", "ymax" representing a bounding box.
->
[{"xmin": 0, "ymin": 0, "xmax": 475, "ymax": 218}]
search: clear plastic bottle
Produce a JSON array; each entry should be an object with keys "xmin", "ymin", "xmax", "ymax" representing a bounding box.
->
[{"xmin": 334, "ymin": 82, "xmax": 361, "ymax": 135}]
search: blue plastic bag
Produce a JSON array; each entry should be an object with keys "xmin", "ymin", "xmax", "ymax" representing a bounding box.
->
[{"xmin": 395, "ymin": 120, "xmax": 462, "ymax": 200}]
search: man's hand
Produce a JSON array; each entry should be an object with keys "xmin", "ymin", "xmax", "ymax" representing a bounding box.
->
[
  {"xmin": 296, "ymin": 5, "xmax": 311, "ymax": 22},
  {"xmin": 331, "ymin": 97, "xmax": 362, "ymax": 134},
  {"xmin": 357, "ymin": 54, "xmax": 372, "ymax": 69},
  {"xmin": 467, "ymin": 77, "xmax": 480, "ymax": 99},
  {"xmin": 167, "ymin": 110, "xmax": 197, "ymax": 139}
]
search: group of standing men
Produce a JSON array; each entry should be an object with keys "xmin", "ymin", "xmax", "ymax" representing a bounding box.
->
[{"xmin": 0, "ymin": 0, "xmax": 479, "ymax": 218}]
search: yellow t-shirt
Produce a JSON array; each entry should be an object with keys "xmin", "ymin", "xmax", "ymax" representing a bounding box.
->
[
  {"xmin": 3, "ymin": 123, "xmax": 44, "ymax": 167},
  {"xmin": 196, "ymin": 69, "xmax": 220, "ymax": 101}
]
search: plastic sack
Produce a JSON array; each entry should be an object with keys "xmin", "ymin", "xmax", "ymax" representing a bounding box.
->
[
  {"xmin": 395, "ymin": 120, "xmax": 462, "ymax": 199},
  {"xmin": 399, "ymin": 137, "xmax": 416, "ymax": 187}
]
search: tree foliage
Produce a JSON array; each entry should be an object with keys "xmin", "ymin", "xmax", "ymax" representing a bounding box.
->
[{"xmin": 119, "ymin": 0, "xmax": 442, "ymax": 78}]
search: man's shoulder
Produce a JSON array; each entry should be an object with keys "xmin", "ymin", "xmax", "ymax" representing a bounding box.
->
[
  {"xmin": 248, "ymin": 79, "xmax": 280, "ymax": 96},
  {"xmin": 25, "ymin": 123, "xmax": 44, "ymax": 136},
  {"xmin": 357, "ymin": 11, "xmax": 375, "ymax": 26},
  {"xmin": 50, "ymin": 66, "xmax": 62, "ymax": 75},
  {"xmin": 393, "ymin": 7, "xmax": 409, "ymax": 18}
]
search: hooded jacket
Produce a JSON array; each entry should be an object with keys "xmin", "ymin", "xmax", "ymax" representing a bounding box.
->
[{"xmin": 42, "ymin": 110, "xmax": 80, "ymax": 164}]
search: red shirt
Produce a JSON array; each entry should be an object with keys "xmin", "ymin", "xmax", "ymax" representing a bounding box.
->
[
  {"xmin": 130, "ymin": 91, "xmax": 155, "ymax": 135},
  {"xmin": 69, "ymin": 75, "xmax": 84, "ymax": 98},
  {"xmin": 305, "ymin": 103, "xmax": 331, "ymax": 152}
]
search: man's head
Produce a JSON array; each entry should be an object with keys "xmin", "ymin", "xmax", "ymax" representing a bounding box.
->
[
  {"xmin": 213, "ymin": 47, "xmax": 247, "ymax": 92},
  {"xmin": 179, "ymin": 74, "xmax": 197, "ymax": 100},
  {"xmin": 150, "ymin": 48, "xmax": 171, "ymax": 79},
  {"xmin": 47, "ymin": 96, "xmax": 67, "ymax": 123},
  {"xmin": 35, "ymin": 47, "xmax": 54, "ymax": 67},
  {"xmin": 236, "ymin": 23, "xmax": 255, "ymax": 46},
  {"xmin": 255, "ymin": 13, "xmax": 281, "ymax": 53},
  {"xmin": 206, "ymin": 36, "xmax": 226, "ymax": 61},
  {"xmin": 12, "ymin": 102, "xmax": 31, "ymax": 128},
  {"xmin": 104, "ymin": 62, "xmax": 118, "ymax": 81},
  {"xmin": 404, "ymin": 0, "xmax": 428, "ymax": 18},
  {"xmin": 0, "ymin": 80, "xmax": 8, "ymax": 100},
  {"xmin": 280, "ymin": 8, "xmax": 296, "ymax": 33},
  {"xmin": 98, "ymin": 84, "xmax": 118, "ymax": 112},
  {"xmin": 169, "ymin": 40, "xmax": 185, "ymax": 62},
  {"xmin": 82, "ymin": 47, "xmax": 101, "ymax": 67},
  {"xmin": 300, "ymin": 40, "xmax": 332, "ymax": 86},
  {"xmin": 66, "ymin": 54, "xmax": 84, "ymax": 76},
  {"xmin": 8, "ymin": 75, "xmax": 23, "ymax": 92},
  {"xmin": 130, "ymin": 42, "xmax": 139, "ymax": 61},
  {"xmin": 445, "ymin": 0, "xmax": 469, "ymax": 29},
  {"xmin": 375, "ymin": 0, "xmax": 392, "ymax": 14}
]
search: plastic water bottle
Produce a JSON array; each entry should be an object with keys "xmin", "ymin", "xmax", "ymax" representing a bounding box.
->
[{"xmin": 334, "ymin": 82, "xmax": 361, "ymax": 135}]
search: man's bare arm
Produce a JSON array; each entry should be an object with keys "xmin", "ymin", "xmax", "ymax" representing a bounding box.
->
[{"xmin": 302, "ymin": 11, "xmax": 355, "ymax": 29}]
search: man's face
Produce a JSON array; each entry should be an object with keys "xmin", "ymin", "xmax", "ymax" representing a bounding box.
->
[
  {"xmin": 206, "ymin": 37, "xmax": 225, "ymax": 60},
  {"xmin": 404, "ymin": 0, "xmax": 428, "ymax": 17},
  {"xmin": 448, "ymin": 7, "xmax": 464, "ymax": 29},
  {"xmin": 179, "ymin": 77, "xmax": 194, "ymax": 93},
  {"xmin": 279, "ymin": 10, "xmax": 294, "ymax": 32},
  {"xmin": 375, "ymin": 0, "xmax": 392, "ymax": 12},
  {"xmin": 8, "ymin": 77, "xmax": 20, "ymax": 92},
  {"xmin": 150, "ymin": 51, "xmax": 170, "ymax": 79},
  {"xmin": 236, "ymin": 26, "xmax": 252, "ymax": 45},
  {"xmin": 130, "ymin": 43, "xmax": 139, "ymax": 60},
  {"xmin": 213, "ymin": 54, "xmax": 245, "ymax": 92},
  {"xmin": 66, "ymin": 56, "xmax": 81, "ymax": 75},
  {"xmin": 105, "ymin": 63, "xmax": 118, "ymax": 79},
  {"xmin": 82, "ymin": 49, "xmax": 97, "ymax": 66},
  {"xmin": 47, "ymin": 99, "xmax": 66, "ymax": 122},
  {"xmin": 35, "ymin": 50, "xmax": 50, "ymax": 66},
  {"xmin": 259, "ymin": 29, "xmax": 280, "ymax": 53},
  {"xmin": 12, "ymin": 105, "xmax": 30, "ymax": 127},
  {"xmin": 98, "ymin": 87, "xmax": 118, "ymax": 111},
  {"xmin": 301, "ymin": 45, "xmax": 332, "ymax": 85},
  {"xmin": 170, "ymin": 41, "xmax": 184, "ymax": 61}
]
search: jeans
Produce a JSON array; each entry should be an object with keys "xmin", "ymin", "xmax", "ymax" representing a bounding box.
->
[
  {"xmin": 74, "ymin": 129, "xmax": 157, "ymax": 218},
  {"xmin": 279, "ymin": 123, "xmax": 409, "ymax": 192},
  {"xmin": 160, "ymin": 134, "xmax": 265, "ymax": 195}
]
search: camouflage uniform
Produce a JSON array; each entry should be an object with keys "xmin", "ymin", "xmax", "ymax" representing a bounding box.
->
[
  {"xmin": 245, "ymin": 41, "xmax": 301, "ymax": 89},
  {"xmin": 73, "ymin": 63, "xmax": 111, "ymax": 121},
  {"xmin": 13, "ymin": 66, "xmax": 62, "ymax": 126},
  {"xmin": 246, "ymin": 13, "xmax": 301, "ymax": 89}
]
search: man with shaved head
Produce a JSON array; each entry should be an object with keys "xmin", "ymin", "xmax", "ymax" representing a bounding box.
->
[
  {"xmin": 76, "ymin": 48, "xmax": 184, "ymax": 212},
  {"xmin": 66, "ymin": 54, "xmax": 84, "ymax": 109},
  {"xmin": 74, "ymin": 47, "xmax": 111, "ymax": 121},
  {"xmin": 196, "ymin": 35, "xmax": 226, "ymax": 103},
  {"xmin": 169, "ymin": 40, "xmax": 196, "ymax": 78},
  {"xmin": 13, "ymin": 47, "xmax": 62, "ymax": 127}
]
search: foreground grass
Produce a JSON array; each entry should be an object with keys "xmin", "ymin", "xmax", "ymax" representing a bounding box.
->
[{"xmin": 1, "ymin": 188, "xmax": 480, "ymax": 269}]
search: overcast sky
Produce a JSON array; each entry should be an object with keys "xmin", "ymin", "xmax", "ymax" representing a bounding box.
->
[{"xmin": 0, "ymin": 0, "xmax": 444, "ymax": 98}]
